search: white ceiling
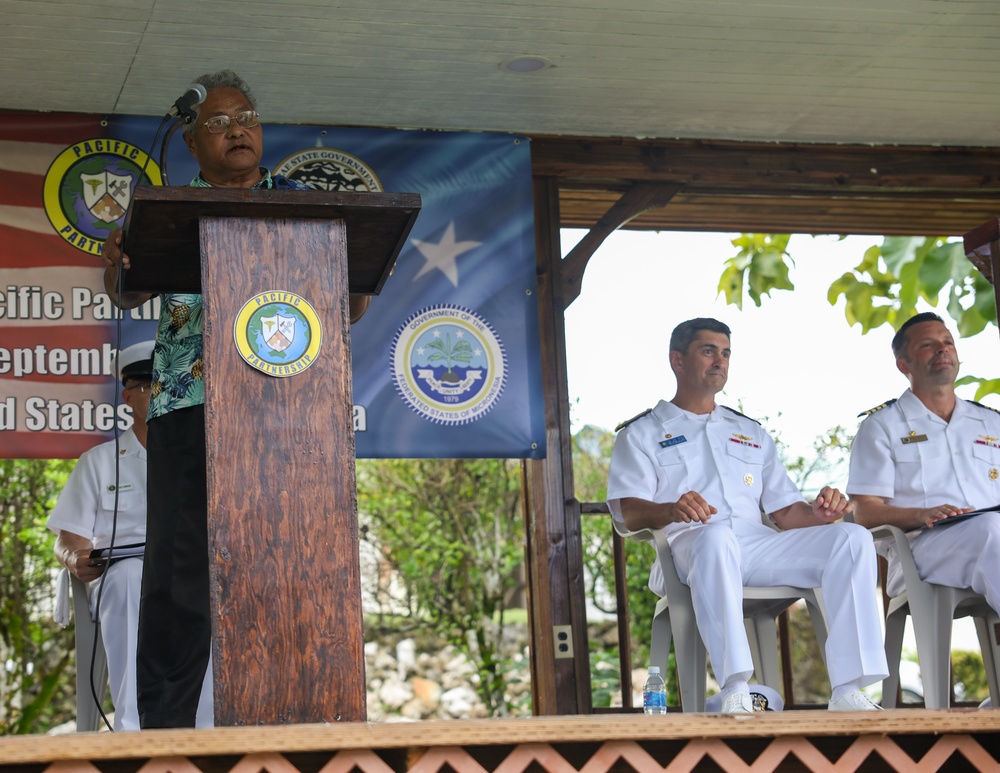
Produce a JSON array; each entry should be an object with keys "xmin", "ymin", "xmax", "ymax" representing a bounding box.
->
[{"xmin": 5, "ymin": 0, "xmax": 1000, "ymax": 147}]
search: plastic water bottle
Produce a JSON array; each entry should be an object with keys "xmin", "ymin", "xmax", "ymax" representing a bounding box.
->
[{"xmin": 643, "ymin": 666, "xmax": 667, "ymax": 715}]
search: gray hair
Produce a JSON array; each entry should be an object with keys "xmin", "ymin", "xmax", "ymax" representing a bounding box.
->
[{"xmin": 182, "ymin": 69, "xmax": 257, "ymax": 134}]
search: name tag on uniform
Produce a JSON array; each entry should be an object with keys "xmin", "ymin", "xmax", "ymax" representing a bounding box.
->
[
  {"xmin": 901, "ymin": 434, "xmax": 928, "ymax": 444},
  {"xmin": 659, "ymin": 435, "xmax": 687, "ymax": 448}
]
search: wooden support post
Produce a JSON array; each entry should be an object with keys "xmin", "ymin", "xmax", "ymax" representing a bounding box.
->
[{"xmin": 524, "ymin": 176, "xmax": 591, "ymax": 715}]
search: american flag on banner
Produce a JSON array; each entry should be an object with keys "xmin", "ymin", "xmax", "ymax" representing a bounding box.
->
[{"xmin": 0, "ymin": 114, "xmax": 158, "ymax": 458}]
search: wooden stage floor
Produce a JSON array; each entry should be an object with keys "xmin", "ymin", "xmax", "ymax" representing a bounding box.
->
[{"xmin": 2, "ymin": 711, "xmax": 1000, "ymax": 773}]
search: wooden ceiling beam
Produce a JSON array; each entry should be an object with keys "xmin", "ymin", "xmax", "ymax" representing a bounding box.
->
[
  {"xmin": 556, "ymin": 191, "xmax": 1000, "ymax": 236},
  {"xmin": 530, "ymin": 136, "xmax": 1000, "ymax": 236},
  {"xmin": 531, "ymin": 137, "xmax": 1000, "ymax": 190}
]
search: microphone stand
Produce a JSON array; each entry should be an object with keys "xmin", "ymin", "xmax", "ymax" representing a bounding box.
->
[{"xmin": 159, "ymin": 118, "xmax": 187, "ymax": 187}]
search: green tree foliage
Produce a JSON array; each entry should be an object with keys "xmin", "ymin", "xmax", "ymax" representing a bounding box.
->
[
  {"xmin": 356, "ymin": 458, "xmax": 525, "ymax": 716},
  {"xmin": 786, "ymin": 603, "xmax": 829, "ymax": 705},
  {"xmin": 720, "ymin": 233, "xmax": 999, "ymax": 397},
  {"xmin": 0, "ymin": 459, "xmax": 76, "ymax": 734},
  {"xmin": 718, "ymin": 234, "xmax": 794, "ymax": 309},
  {"xmin": 952, "ymin": 650, "xmax": 989, "ymax": 704},
  {"xmin": 828, "ymin": 237, "xmax": 995, "ymax": 338}
]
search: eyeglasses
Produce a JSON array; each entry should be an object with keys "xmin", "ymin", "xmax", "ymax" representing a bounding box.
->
[
  {"xmin": 198, "ymin": 110, "xmax": 260, "ymax": 134},
  {"xmin": 124, "ymin": 382, "xmax": 151, "ymax": 394}
]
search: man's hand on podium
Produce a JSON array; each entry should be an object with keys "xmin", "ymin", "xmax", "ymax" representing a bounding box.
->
[{"xmin": 102, "ymin": 227, "xmax": 130, "ymax": 272}]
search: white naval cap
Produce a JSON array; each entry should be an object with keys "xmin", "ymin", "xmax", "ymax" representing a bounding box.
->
[
  {"xmin": 116, "ymin": 340, "xmax": 156, "ymax": 385},
  {"xmin": 705, "ymin": 684, "xmax": 784, "ymax": 712}
]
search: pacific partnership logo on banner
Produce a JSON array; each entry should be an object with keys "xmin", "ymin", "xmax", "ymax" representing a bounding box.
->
[
  {"xmin": 233, "ymin": 291, "xmax": 323, "ymax": 377},
  {"xmin": 391, "ymin": 305, "xmax": 507, "ymax": 425},
  {"xmin": 42, "ymin": 139, "xmax": 162, "ymax": 254}
]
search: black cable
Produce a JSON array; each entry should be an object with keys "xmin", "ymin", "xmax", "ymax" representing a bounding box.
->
[{"xmin": 159, "ymin": 119, "xmax": 186, "ymax": 186}]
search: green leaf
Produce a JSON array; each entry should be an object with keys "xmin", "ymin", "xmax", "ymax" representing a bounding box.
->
[
  {"xmin": 719, "ymin": 234, "xmax": 794, "ymax": 309},
  {"xmin": 828, "ymin": 273, "xmax": 860, "ymax": 304},
  {"xmin": 956, "ymin": 376, "xmax": 1000, "ymax": 401},
  {"xmin": 958, "ymin": 304, "xmax": 989, "ymax": 338},
  {"xmin": 972, "ymin": 273, "xmax": 998, "ymax": 323},
  {"xmin": 717, "ymin": 261, "xmax": 745, "ymax": 309},
  {"xmin": 897, "ymin": 258, "xmax": 924, "ymax": 308},
  {"xmin": 880, "ymin": 237, "xmax": 921, "ymax": 275},
  {"xmin": 860, "ymin": 245, "xmax": 883, "ymax": 272},
  {"xmin": 918, "ymin": 244, "xmax": 955, "ymax": 298}
]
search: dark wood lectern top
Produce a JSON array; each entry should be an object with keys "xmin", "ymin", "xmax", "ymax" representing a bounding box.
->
[{"xmin": 120, "ymin": 185, "xmax": 422, "ymax": 295}]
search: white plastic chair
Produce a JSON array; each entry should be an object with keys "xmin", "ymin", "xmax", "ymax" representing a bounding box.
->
[
  {"xmin": 70, "ymin": 574, "xmax": 109, "ymax": 731},
  {"xmin": 870, "ymin": 523, "xmax": 1000, "ymax": 708},
  {"xmin": 613, "ymin": 520, "xmax": 828, "ymax": 711}
]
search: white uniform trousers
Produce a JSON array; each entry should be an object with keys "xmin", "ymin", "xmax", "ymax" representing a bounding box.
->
[
  {"xmin": 670, "ymin": 521, "xmax": 888, "ymax": 690},
  {"xmin": 93, "ymin": 558, "xmax": 215, "ymax": 730},
  {"xmin": 903, "ymin": 512, "xmax": 1000, "ymax": 613},
  {"xmin": 92, "ymin": 558, "xmax": 143, "ymax": 731}
]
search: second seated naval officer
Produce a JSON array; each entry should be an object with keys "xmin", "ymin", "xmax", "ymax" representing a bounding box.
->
[{"xmin": 848, "ymin": 312, "xmax": 1000, "ymax": 620}]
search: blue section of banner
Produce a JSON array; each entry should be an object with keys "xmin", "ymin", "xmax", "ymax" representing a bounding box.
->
[{"xmin": 104, "ymin": 117, "xmax": 545, "ymax": 458}]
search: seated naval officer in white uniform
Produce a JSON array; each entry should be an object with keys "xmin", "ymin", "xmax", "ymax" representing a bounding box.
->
[
  {"xmin": 48, "ymin": 341, "xmax": 213, "ymax": 731},
  {"xmin": 607, "ymin": 317, "xmax": 888, "ymax": 713},
  {"xmin": 848, "ymin": 311, "xmax": 1000, "ymax": 616}
]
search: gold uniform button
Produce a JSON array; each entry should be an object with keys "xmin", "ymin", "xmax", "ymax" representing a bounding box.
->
[
  {"xmin": 744, "ymin": 473, "xmax": 754, "ymax": 486},
  {"xmin": 990, "ymin": 468, "xmax": 998, "ymax": 481}
]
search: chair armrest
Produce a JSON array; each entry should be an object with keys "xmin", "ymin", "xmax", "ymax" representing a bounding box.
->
[
  {"xmin": 868, "ymin": 522, "xmax": 924, "ymax": 592},
  {"xmin": 611, "ymin": 518, "xmax": 683, "ymax": 593},
  {"xmin": 611, "ymin": 518, "xmax": 671, "ymax": 556},
  {"xmin": 611, "ymin": 518, "xmax": 656, "ymax": 543}
]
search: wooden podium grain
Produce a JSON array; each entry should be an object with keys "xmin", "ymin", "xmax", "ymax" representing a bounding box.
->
[{"xmin": 122, "ymin": 186, "xmax": 421, "ymax": 726}]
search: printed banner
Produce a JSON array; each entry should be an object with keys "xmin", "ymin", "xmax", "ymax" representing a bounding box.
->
[{"xmin": 0, "ymin": 113, "xmax": 545, "ymax": 459}]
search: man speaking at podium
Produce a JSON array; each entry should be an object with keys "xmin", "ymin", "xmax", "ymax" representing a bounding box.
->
[{"xmin": 101, "ymin": 70, "xmax": 370, "ymax": 728}]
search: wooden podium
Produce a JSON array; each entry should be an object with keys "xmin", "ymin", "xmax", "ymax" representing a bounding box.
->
[{"xmin": 121, "ymin": 186, "xmax": 421, "ymax": 725}]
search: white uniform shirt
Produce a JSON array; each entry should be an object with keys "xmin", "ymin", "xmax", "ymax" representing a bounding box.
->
[
  {"xmin": 47, "ymin": 427, "xmax": 147, "ymax": 549},
  {"xmin": 607, "ymin": 399, "xmax": 803, "ymax": 540},
  {"xmin": 848, "ymin": 389, "xmax": 1000, "ymax": 511}
]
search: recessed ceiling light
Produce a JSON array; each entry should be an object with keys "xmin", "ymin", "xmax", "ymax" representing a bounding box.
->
[{"xmin": 500, "ymin": 56, "xmax": 552, "ymax": 74}]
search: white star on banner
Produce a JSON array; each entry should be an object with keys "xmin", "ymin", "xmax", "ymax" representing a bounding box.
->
[{"xmin": 412, "ymin": 221, "xmax": 482, "ymax": 287}]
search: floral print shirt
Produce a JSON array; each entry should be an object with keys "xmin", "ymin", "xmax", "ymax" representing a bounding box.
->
[{"xmin": 147, "ymin": 169, "xmax": 306, "ymax": 420}]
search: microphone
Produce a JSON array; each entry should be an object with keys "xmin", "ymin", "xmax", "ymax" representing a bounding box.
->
[{"xmin": 168, "ymin": 83, "xmax": 207, "ymax": 122}]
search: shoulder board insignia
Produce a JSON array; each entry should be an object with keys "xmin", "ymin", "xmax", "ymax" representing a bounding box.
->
[
  {"xmin": 721, "ymin": 405, "xmax": 761, "ymax": 425},
  {"xmin": 614, "ymin": 408, "xmax": 652, "ymax": 433},
  {"xmin": 857, "ymin": 398, "xmax": 897, "ymax": 418},
  {"xmin": 969, "ymin": 400, "xmax": 1000, "ymax": 416}
]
